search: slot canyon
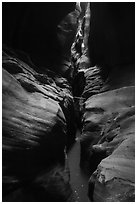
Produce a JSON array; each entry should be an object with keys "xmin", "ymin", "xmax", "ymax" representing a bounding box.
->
[{"xmin": 2, "ymin": 2, "xmax": 135, "ymax": 202}]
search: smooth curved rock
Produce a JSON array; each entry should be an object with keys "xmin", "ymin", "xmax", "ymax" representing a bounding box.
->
[
  {"xmin": 2, "ymin": 49, "xmax": 76, "ymax": 201},
  {"xmin": 3, "ymin": 50, "xmax": 76, "ymax": 148},
  {"xmin": 3, "ymin": 67, "xmax": 66, "ymax": 179},
  {"xmin": 2, "ymin": 2, "xmax": 135, "ymax": 202},
  {"xmin": 80, "ymin": 86, "xmax": 135, "ymax": 201},
  {"xmin": 69, "ymin": 2, "xmax": 135, "ymax": 202},
  {"xmin": 3, "ymin": 165, "xmax": 74, "ymax": 202}
]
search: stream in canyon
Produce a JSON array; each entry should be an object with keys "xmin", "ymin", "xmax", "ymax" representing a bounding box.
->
[{"xmin": 68, "ymin": 130, "xmax": 90, "ymax": 202}]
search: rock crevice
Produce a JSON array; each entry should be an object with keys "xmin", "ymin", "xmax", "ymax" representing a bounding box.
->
[{"xmin": 2, "ymin": 2, "xmax": 135, "ymax": 202}]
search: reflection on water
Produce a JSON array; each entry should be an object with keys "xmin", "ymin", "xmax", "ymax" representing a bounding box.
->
[{"xmin": 68, "ymin": 130, "xmax": 90, "ymax": 202}]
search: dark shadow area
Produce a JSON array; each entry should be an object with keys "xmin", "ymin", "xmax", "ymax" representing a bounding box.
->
[{"xmin": 2, "ymin": 2, "xmax": 75, "ymax": 71}]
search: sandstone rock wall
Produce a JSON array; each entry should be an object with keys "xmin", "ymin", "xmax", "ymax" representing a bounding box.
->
[
  {"xmin": 71, "ymin": 2, "xmax": 135, "ymax": 202},
  {"xmin": 2, "ymin": 48, "xmax": 76, "ymax": 201},
  {"xmin": 2, "ymin": 2, "xmax": 135, "ymax": 202}
]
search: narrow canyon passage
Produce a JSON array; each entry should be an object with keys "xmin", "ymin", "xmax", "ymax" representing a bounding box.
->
[
  {"xmin": 68, "ymin": 130, "xmax": 90, "ymax": 202},
  {"xmin": 2, "ymin": 2, "xmax": 135, "ymax": 202}
]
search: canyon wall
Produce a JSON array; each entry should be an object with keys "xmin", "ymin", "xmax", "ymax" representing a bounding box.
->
[
  {"xmin": 2, "ymin": 2, "xmax": 135, "ymax": 202},
  {"xmin": 72, "ymin": 2, "xmax": 135, "ymax": 202}
]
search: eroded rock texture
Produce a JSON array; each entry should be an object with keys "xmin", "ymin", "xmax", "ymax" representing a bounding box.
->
[
  {"xmin": 71, "ymin": 2, "xmax": 135, "ymax": 202},
  {"xmin": 2, "ymin": 2, "xmax": 135, "ymax": 202},
  {"xmin": 85, "ymin": 86, "xmax": 135, "ymax": 201},
  {"xmin": 2, "ymin": 48, "xmax": 76, "ymax": 201}
]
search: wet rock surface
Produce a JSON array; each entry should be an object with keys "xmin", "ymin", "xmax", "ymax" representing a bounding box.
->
[{"xmin": 68, "ymin": 130, "xmax": 90, "ymax": 202}]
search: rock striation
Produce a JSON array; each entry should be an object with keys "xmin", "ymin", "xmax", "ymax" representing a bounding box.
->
[
  {"xmin": 70, "ymin": 2, "xmax": 135, "ymax": 202},
  {"xmin": 2, "ymin": 2, "xmax": 135, "ymax": 202},
  {"xmin": 2, "ymin": 48, "xmax": 76, "ymax": 201}
]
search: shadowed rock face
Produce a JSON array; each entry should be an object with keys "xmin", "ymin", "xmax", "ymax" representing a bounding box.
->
[
  {"xmin": 83, "ymin": 86, "xmax": 135, "ymax": 201},
  {"xmin": 2, "ymin": 48, "xmax": 76, "ymax": 201},
  {"xmin": 70, "ymin": 2, "xmax": 135, "ymax": 202},
  {"xmin": 2, "ymin": 3, "xmax": 79, "ymax": 201},
  {"xmin": 89, "ymin": 3, "xmax": 135, "ymax": 67},
  {"xmin": 2, "ymin": 2, "xmax": 75, "ymax": 70},
  {"xmin": 2, "ymin": 2, "xmax": 135, "ymax": 202}
]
